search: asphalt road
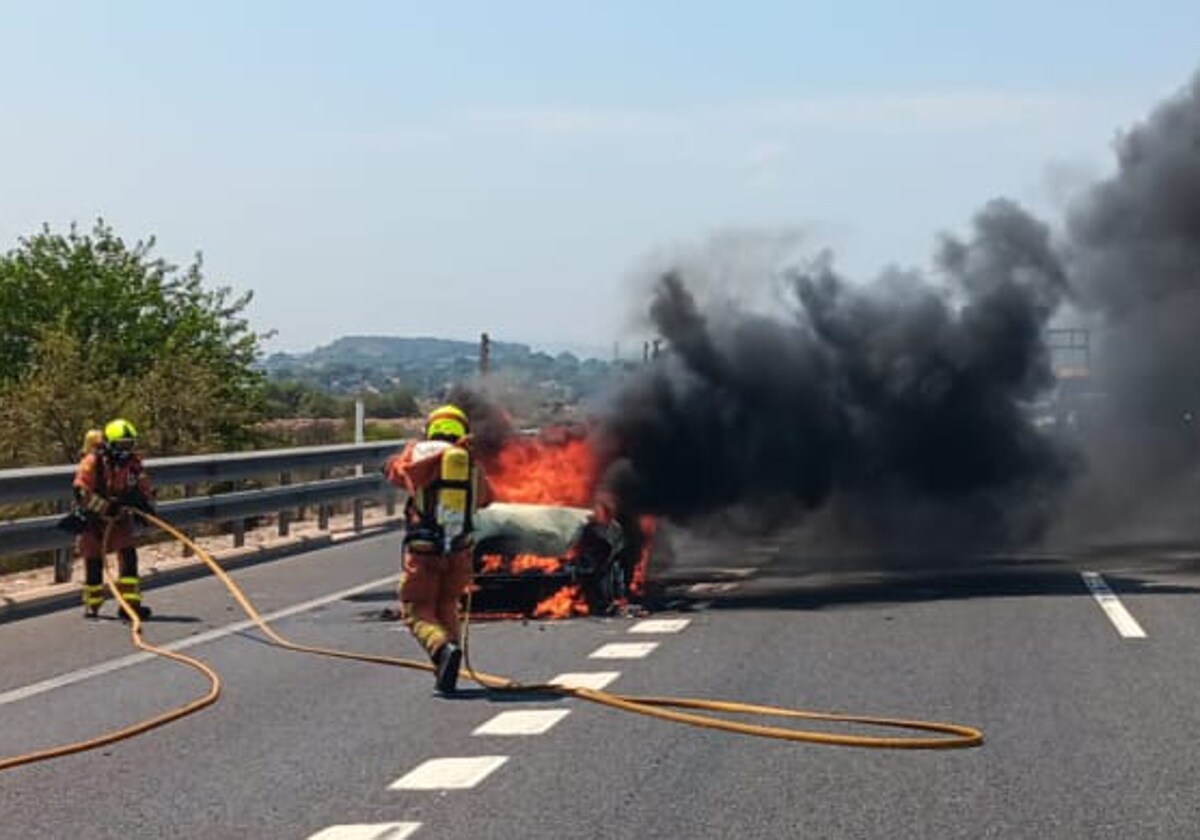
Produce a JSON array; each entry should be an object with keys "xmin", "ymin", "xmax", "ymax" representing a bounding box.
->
[{"xmin": 3, "ymin": 529, "xmax": 1200, "ymax": 839}]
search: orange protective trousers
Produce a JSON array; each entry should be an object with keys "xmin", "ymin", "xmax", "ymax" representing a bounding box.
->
[
  {"xmin": 77, "ymin": 515, "xmax": 138, "ymax": 557},
  {"xmin": 398, "ymin": 547, "xmax": 473, "ymax": 659}
]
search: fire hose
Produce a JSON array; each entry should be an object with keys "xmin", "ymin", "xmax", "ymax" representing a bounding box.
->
[
  {"xmin": 0, "ymin": 517, "xmax": 222, "ymax": 771},
  {"xmin": 1, "ymin": 511, "xmax": 983, "ymax": 772}
]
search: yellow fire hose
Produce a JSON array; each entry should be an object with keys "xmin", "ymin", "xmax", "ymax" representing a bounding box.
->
[
  {"xmin": 1, "ymin": 511, "xmax": 983, "ymax": 772},
  {"xmin": 0, "ymin": 519, "xmax": 222, "ymax": 771}
]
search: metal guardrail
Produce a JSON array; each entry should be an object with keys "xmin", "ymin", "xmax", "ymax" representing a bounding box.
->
[
  {"xmin": 0, "ymin": 441, "xmax": 404, "ymax": 505},
  {"xmin": 0, "ymin": 441, "xmax": 406, "ymax": 581}
]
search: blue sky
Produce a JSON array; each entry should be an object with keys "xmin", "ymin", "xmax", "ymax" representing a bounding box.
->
[{"xmin": 2, "ymin": 1, "xmax": 1198, "ymax": 356}]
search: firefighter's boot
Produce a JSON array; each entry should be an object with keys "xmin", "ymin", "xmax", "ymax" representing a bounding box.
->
[
  {"xmin": 116, "ymin": 549, "xmax": 150, "ymax": 621},
  {"xmin": 82, "ymin": 557, "xmax": 105, "ymax": 619},
  {"xmin": 435, "ymin": 642, "xmax": 462, "ymax": 694}
]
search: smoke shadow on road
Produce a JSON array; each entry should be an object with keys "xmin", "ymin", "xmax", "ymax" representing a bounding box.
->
[{"xmin": 660, "ymin": 554, "xmax": 1200, "ymax": 613}]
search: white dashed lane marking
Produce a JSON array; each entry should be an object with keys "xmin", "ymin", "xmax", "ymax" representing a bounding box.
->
[
  {"xmin": 550, "ymin": 672, "xmax": 621, "ymax": 690},
  {"xmin": 629, "ymin": 618, "xmax": 691, "ymax": 634},
  {"xmin": 390, "ymin": 756, "xmax": 509, "ymax": 790},
  {"xmin": 473, "ymin": 710, "xmax": 571, "ymax": 736},
  {"xmin": 307, "ymin": 824, "xmax": 422, "ymax": 840},
  {"xmin": 1081, "ymin": 571, "xmax": 1147, "ymax": 639},
  {"xmin": 589, "ymin": 642, "xmax": 659, "ymax": 659},
  {"xmin": 686, "ymin": 582, "xmax": 740, "ymax": 595}
]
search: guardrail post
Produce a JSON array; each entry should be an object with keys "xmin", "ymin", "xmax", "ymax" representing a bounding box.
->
[
  {"xmin": 53, "ymin": 498, "xmax": 73, "ymax": 583},
  {"xmin": 278, "ymin": 471, "xmax": 292, "ymax": 537},
  {"xmin": 384, "ymin": 483, "xmax": 396, "ymax": 516},
  {"xmin": 295, "ymin": 473, "xmax": 306, "ymax": 524},
  {"xmin": 230, "ymin": 479, "xmax": 246, "ymax": 547},
  {"xmin": 182, "ymin": 484, "xmax": 197, "ymax": 557},
  {"xmin": 318, "ymin": 467, "xmax": 330, "ymax": 530},
  {"xmin": 353, "ymin": 497, "xmax": 364, "ymax": 532}
]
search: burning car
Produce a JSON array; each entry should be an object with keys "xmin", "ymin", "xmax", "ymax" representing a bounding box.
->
[
  {"xmin": 471, "ymin": 502, "xmax": 634, "ymax": 617},
  {"xmin": 470, "ymin": 426, "xmax": 654, "ymax": 618}
]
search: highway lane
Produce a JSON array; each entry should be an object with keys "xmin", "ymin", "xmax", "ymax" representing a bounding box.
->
[
  {"xmin": 400, "ymin": 558, "xmax": 1200, "ymax": 840},
  {"xmin": 3, "ymin": 534, "xmax": 1200, "ymax": 838},
  {"xmin": 0, "ymin": 531, "xmax": 406, "ymax": 693}
]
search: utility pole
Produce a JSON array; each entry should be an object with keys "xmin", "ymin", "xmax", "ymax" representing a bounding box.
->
[
  {"xmin": 480, "ymin": 332, "xmax": 491, "ymax": 376},
  {"xmin": 354, "ymin": 395, "xmax": 365, "ymax": 476}
]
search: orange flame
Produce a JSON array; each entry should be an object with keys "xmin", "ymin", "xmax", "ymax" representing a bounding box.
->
[
  {"xmin": 630, "ymin": 516, "xmax": 656, "ymax": 597},
  {"xmin": 533, "ymin": 585, "xmax": 591, "ymax": 619},
  {"xmin": 477, "ymin": 425, "xmax": 657, "ymax": 618},
  {"xmin": 485, "ymin": 432, "xmax": 598, "ymax": 506},
  {"xmin": 511, "ymin": 554, "xmax": 564, "ymax": 574}
]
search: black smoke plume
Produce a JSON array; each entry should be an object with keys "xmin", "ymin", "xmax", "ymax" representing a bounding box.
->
[
  {"xmin": 445, "ymin": 382, "xmax": 517, "ymax": 461},
  {"xmin": 599, "ymin": 69, "xmax": 1200, "ymax": 552},
  {"xmin": 1052, "ymin": 73, "xmax": 1200, "ymax": 542},
  {"xmin": 598, "ymin": 200, "xmax": 1076, "ymax": 551}
]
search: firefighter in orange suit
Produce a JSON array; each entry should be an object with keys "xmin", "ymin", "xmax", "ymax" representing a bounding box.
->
[
  {"xmin": 73, "ymin": 419, "xmax": 156, "ymax": 620},
  {"xmin": 384, "ymin": 404, "xmax": 494, "ymax": 693}
]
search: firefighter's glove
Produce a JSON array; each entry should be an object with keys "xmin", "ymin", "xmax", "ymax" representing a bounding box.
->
[
  {"xmin": 83, "ymin": 494, "xmax": 118, "ymax": 518},
  {"xmin": 120, "ymin": 492, "xmax": 157, "ymax": 516}
]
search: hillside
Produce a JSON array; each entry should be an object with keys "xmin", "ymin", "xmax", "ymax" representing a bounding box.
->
[{"xmin": 261, "ymin": 335, "xmax": 635, "ymax": 403}]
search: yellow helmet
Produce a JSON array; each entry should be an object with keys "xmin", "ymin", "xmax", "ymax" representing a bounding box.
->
[
  {"xmin": 425, "ymin": 404, "xmax": 468, "ymax": 442},
  {"xmin": 104, "ymin": 418, "xmax": 139, "ymax": 450}
]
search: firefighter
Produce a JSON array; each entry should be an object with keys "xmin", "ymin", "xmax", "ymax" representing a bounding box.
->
[
  {"xmin": 73, "ymin": 418, "xmax": 157, "ymax": 620},
  {"xmin": 384, "ymin": 404, "xmax": 494, "ymax": 693}
]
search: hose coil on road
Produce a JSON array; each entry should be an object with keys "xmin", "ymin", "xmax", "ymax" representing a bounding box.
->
[{"xmin": 0, "ymin": 512, "xmax": 983, "ymax": 772}]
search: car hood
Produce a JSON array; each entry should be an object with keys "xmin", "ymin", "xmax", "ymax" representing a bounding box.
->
[{"xmin": 473, "ymin": 502, "xmax": 593, "ymax": 557}]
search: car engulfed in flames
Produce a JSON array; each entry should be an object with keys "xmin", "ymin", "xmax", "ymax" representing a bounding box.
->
[{"xmin": 471, "ymin": 426, "xmax": 653, "ymax": 618}]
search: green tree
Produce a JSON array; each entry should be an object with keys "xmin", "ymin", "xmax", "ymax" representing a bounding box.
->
[
  {"xmin": 0, "ymin": 330, "xmax": 120, "ymax": 465},
  {"xmin": 0, "ymin": 219, "xmax": 269, "ymax": 465},
  {"xmin": 262, "ymin": 379, "xmax": 344, "ymax": 419}
]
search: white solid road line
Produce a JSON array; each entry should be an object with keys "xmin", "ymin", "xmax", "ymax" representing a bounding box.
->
[
  {"xmin": 550, "ymin": 671, "xmax": 621, "ymax": 690},
  {"xmin": 473, "ymin": 709, "xmax": 571, "ymax": 736},
  {"xmin": 0, "ymin": 574, "xmax": 400, "ymax": 708},
  {"xmin": 588, "ymin": 642, "xmax": 659, "ymax": 659},
  {"xmin": 1081, "ymin": 571, "xmax": 1148, "ymax": 639},
  {"xmin": 308, "ymin": 823, "xmax": 422, "ymax": 840},
  {"xmin": 629, "ymin": 618, "xmax": 691, "ymax": 634},
  {"xmin": 389, "ymin": 756, "xmax": 509, "ymax": 790}
]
